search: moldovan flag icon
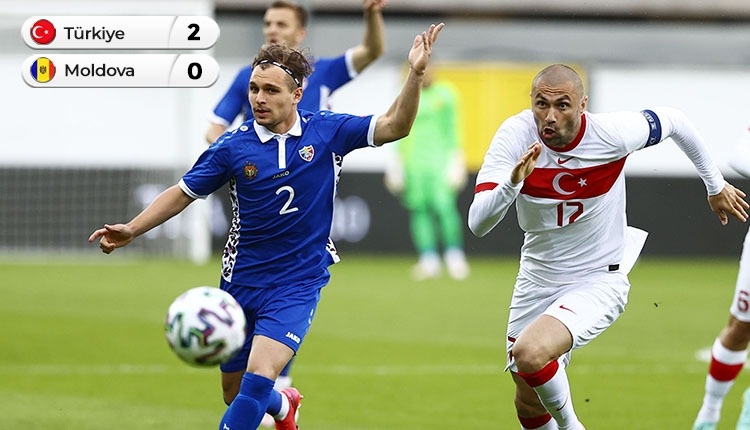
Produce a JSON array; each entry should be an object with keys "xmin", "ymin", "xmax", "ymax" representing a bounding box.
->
[{"xmin": 30, "ymin": 57, "xmax": 56, "ymax": 83}]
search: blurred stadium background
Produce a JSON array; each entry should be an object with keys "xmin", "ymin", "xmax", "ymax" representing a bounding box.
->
[
  {"xmin": 1, "ymin": 0, "xmax": 750, "ymax": 261},
  {"xmin": 2, "ymin": 1, "xmax": 750, "ymax": 429}
]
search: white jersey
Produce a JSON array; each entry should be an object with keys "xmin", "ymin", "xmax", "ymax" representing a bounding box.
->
[
  {"xmin": 728, "ymin": 126, "xmax": 750, "ymax": 321},
  {"xmin": 470, "ymin": 108, "xmax": 725, "ymax": 285}
]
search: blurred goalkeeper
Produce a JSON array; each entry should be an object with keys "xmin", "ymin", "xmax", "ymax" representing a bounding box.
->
[
  {"xmin": 468, "ymin": 64, "xmax": 749, "ymax": 430},
  {"xmin": 384, "ymin": 65, "xmax": 469, "ymax": 281},
  {"xmin": 693, "ymin": 127, "xmax": 750, "ymax": 430},
  {"xmin": 89, "ymin": 22, "xmax": 444, "ymax": 430}
]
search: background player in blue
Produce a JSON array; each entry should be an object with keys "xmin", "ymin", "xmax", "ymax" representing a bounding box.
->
[
  {"xmin": 205, "ymin": 0, "xmax": 388, "ymax": 144},
  {"xmin": 89, "ymin": 22, "xmax": 445, "ymax": 430}
]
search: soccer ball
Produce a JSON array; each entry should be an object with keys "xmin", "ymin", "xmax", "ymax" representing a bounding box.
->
[{"xmin": 164, "ymin": 286, "xmax": 247, "ymax": 367}]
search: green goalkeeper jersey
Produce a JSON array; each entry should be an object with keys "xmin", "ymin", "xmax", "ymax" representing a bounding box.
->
[{"xmin": 397, "ymin": 81, "xmax": 460, "ymax": 175}]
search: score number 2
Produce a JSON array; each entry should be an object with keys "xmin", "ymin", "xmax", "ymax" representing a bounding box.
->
[
  {"xmin": 187, "ymin": 23, "xmax": 200, "ymax": 41},
  {"xmin": 169, "ymin": 16, "xmax": 219, "ymax": 49}
]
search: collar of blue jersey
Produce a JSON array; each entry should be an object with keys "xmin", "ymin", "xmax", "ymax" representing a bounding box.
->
[{"xmin": 254, "ymin": 111, "xmax": 303, "ymax": 143}]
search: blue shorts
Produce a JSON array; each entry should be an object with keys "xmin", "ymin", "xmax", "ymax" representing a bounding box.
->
[{"xmin": 219, "ymin": 271, "xmax": 327, "ymax": 373}]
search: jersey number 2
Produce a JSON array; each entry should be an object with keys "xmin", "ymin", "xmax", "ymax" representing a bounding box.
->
[
  {"xmin": 556, "ymin": 202, "xmax": 583, "ymax": 226},
  {"xmin": 276, "ymin": 185, "xmax": 299, "ymax": 215}
]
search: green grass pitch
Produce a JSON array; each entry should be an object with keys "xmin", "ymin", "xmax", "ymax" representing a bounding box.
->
[{"xmin": 1, "ymin": 254, "xmax": 747, "ymax": 429}]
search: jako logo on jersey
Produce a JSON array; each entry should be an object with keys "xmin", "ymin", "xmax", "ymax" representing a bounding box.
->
[
  {"xmin": 285, "ymin": 331, "xmax": 301, "ymax": 344},
  {"xmin": 243, "ymin": 162, "xmax": 258, "ymax": 180},
  {"xmin": 298, "ymin": 145, "xmax": 314, "ymax": 162}
]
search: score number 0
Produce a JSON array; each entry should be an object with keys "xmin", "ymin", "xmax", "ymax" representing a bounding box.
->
[{"xmin": 171, "ymin": 54, "xmax": 218, "ymax": 87}]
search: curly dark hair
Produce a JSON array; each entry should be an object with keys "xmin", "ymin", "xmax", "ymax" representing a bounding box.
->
[{"xmin": 252, "ymin": 44, "xmax": 313, "ymax": 91}]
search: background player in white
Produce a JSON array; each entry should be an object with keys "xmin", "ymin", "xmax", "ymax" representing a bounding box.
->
[
  {"xmin": 693, "ymin": 127, "xmax": 750, "ymax": 430},
  {"xmin": 468, "ymin": 64, "xmax": 749, "ymax": 430},
  {"xmin": 89, "ymin": 22, "xmax": 444, "ymax": 430},
  {"xmin": 205, "ymin": 0, "xmax": 387, "ymax": 144}
]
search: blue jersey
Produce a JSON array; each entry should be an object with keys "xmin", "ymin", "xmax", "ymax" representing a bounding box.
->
[
  {"xmin": 179, "ymin": 110, "xmax": 376, "ymax": 288},
  {"xmin": 210, "ymin": 53, "xmax": 355, "ymax": 128}
]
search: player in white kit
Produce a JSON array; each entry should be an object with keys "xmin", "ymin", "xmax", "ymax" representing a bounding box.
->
[
  {"xmin": 468, "ymin": 64, "xmax": 749, "ymax": 430},
  {"xmin": 694, "ymin": 127, "xmax": 750, "ymax": 430}
]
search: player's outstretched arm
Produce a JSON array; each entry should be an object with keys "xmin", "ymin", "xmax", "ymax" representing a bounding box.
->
[
  {"xmin": 373, "ymin": 22, "xmax": 444, "ymax": 146},
  {"xmin": 708, "ymin": 183, "xmax": 749, "ymax": 225},
  {"xmin": 88, "ymin": 185, "xmax": 195, "ymax": 254},
  {"xmin": 654, "ymin": 107, "xmax": 749, "ymax": 225},
  {"xmin": 350, "ymin": 0, "xmax": 387, "ymax": 73}
]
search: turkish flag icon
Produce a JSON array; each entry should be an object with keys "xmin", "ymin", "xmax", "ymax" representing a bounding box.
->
[{"xmin": 30, "ymin": 19, "xmax": 56, "ymax": 45}]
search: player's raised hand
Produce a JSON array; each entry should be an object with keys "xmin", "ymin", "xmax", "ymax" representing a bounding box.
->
[
  {"xmin": 511, "ymin": 142, "xmax": 542, "ymax": 185},
  {"xmin": 408, "ymin": 23, "xmax": 444, "ymax": 76},
  {"xmin": 708, "ymin": 182, "xmax": 749, "ymax": 225},
  {"xmin": 364, "ymin": 0, "xmax": 388, "ymax": 12},
  {"xmin": 88, "ymin": 223, "xmax": 135, "ymax": 254}
]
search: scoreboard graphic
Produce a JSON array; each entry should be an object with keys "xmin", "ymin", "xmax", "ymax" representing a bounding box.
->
[{"xmin": 21, "ymin": 16, "xmax": 220, "ymax": 88}]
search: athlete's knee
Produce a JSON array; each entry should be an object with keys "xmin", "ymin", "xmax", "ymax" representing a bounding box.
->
[{"xmin": 512, "ymin": 339, "xmax": 556, "ymax": 373}]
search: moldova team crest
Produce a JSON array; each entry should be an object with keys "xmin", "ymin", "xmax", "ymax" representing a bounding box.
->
[
  {"xmin": 298, "ymin": 145, "xmax": 314, "ymax": 162},
  {"xmin": 243, "ymin": 162, "xmax": 258, "ymax": 180}
]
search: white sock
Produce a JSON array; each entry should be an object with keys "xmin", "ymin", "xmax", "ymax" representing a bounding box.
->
[
  {"xmin": 696, "ymin": 338, "xmax": 748, "ymax": 422},
  {"xmin": 273, "ymin": 390, "xmax": 290, "ymax": 420},
  {"xmin": 274, "ymin": 375, "xmax": 292, "ymax": 390},
  {"xmin": 531, "ymin": 362, "xmax": 580, "ymax": 430}
]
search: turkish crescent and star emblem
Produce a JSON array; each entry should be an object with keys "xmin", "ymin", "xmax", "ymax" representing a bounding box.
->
[
  {"xmin": 552, "ymin": 172, "xmax": 580, "ymax": 195},
  {"xmin": 243, "ymin": 162, "xmax": 258, "ymax": 180},
  {"xmin": 298, "ymin": 145, "xmax": 314, "ymax": 162},
  {"xmin": 30, "ymin": 19, "xmax": 56, "ymax": 45},
  {"xmin": 521, "ymin": 158, "xmax": 626, "ymax": 200}
]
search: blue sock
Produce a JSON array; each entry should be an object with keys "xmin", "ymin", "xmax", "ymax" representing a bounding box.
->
[
  {"xmin": 218, "ymin": 372, "xmax": 274, "ymax": 430},
  {"xmin": 266, "ymin": 389, "xmax": 283, "ymax": 416}
]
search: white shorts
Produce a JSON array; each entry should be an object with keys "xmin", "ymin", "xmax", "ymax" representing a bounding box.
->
[
  {"xmin": 505, "ymin": 270, "xmax": 630, "ymax": 372},
  {"xmin": 729, "ymin": 227, "xmax": 750, "ymax": 322}
]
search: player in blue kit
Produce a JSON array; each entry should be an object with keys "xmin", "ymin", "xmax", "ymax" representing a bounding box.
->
[
  {"xmin": 205, "ymin": 0, "xmax": 387, "ymax": 144},
  {"xmin": 206, "ymin": 4, "xmax": 386, "ymax": 420},
  {"xmin": 89, "ymin": 22, "xmax": 444, "ymax": 430}
]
